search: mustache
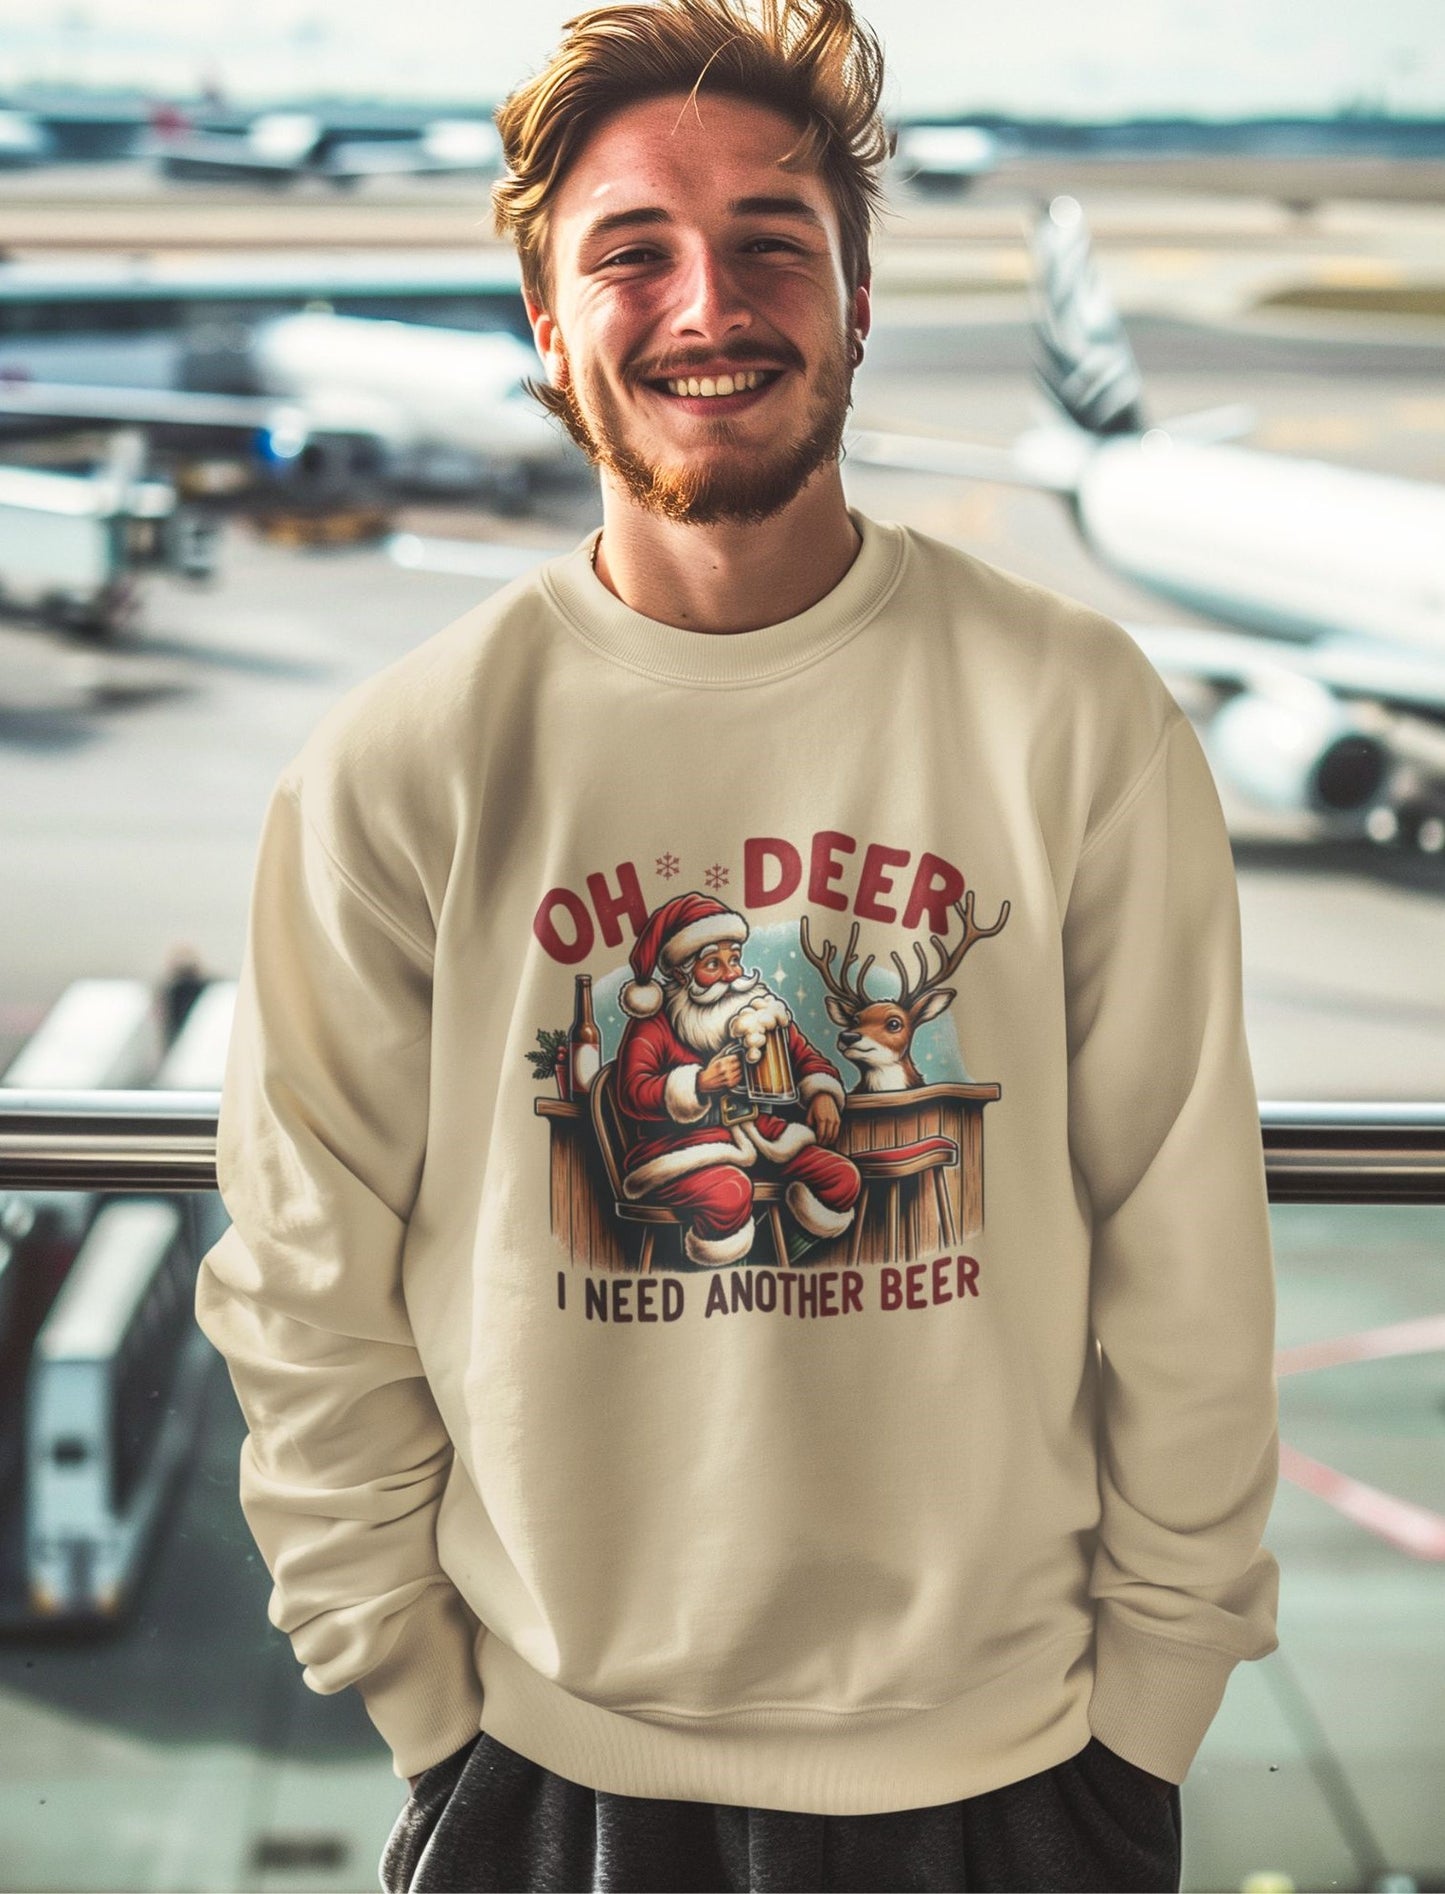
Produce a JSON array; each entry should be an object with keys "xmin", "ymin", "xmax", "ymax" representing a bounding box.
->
[
  {"xmin": 626, "ymin": 342, "xmax": 805, "ymax": 383},
  {"xmin": 685, "ymin": 968, "xmax": 761, "ymax": 1003}
]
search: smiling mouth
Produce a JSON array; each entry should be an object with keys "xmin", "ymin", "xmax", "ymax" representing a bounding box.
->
[{"xmin": 644, "ymin": 367, "xmax": 786, "ymax": 402}]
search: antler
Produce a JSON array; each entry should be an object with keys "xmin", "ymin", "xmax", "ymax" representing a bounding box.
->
[
  {"xmin": 799, "ymin": 914, "xmax": 878, "ymax": 1012},
  {"xmin": 892, "ymin": 891, "xmax": 1011, "ymax": 1009}
]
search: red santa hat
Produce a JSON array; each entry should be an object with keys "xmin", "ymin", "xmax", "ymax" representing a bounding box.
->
[{"xmin": 619, "ymin": 891, "xmax": 750, "ymax": 1018}]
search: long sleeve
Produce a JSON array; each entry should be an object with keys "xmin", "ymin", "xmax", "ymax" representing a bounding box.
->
[
  {"xmin": 1063, "ymin": 707, "xmax": 1280, "ymax": 1785},
  {"xmin": 193, "ymin": 773, "xmax": 485, "ymax": 1781}
]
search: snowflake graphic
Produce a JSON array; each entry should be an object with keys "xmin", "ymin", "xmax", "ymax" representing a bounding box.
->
[
  {"xmin": 705, "ymin": 862, "xmax": 730, "ymax": 890},
  {"xmin": 655, "ymin": 851, "xmax": 680, "ymax": 880}
]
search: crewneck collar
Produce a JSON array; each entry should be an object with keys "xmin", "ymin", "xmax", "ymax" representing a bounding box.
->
[{"xmin": 540, "ymin": 508, "xmax": 907, "ymax": 688}]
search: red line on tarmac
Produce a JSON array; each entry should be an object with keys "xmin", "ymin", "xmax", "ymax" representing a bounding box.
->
[
  {"xmin": 1275, "ymin": 1313, "xmax": 1445, "ymax": 1377},
  {"xmin": 1278, "ymin": 1442, "xmax": 1445, "ymax": 1559}
]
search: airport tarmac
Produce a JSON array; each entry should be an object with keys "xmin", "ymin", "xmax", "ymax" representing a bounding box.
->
[
  {"xmin": 0, "ymin": 205, "xmax": 1442, "ymax": 1891},
  {"xmin": 2, "ymin": 311, "xmax": 1443, "ymax": 1095}
]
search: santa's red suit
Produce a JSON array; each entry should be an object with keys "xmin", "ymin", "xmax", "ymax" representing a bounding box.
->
[
  {"xmin": 611, "ymin": 891, "xmax": 860, "ymax": 1269},
  {"xmin": 614, "ymin": 1006, "xmax": 860, "ymax": 1266}
]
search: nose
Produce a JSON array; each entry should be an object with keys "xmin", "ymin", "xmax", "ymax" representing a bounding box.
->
[{"xmin": 669, "ymin": 240, "xmax": 750, "ymax": 345}]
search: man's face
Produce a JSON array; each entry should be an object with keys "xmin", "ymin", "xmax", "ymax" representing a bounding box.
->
[{"xmin": 527, "ymin": 90, "xmax": 870, "ymax": 525}]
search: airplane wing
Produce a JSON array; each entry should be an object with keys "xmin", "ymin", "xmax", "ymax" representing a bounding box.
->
[
  {"xmin": 844, "ymin": 426, "xmax": 1079, "ymax": 491},
  {"xmin": 0, "ymin": 381, "xmax": 297, "ymax": 432},
  {"xmin": 1121, "ymin": 622, "xmax": 1445, "ymax": 723},
  {"xmin": 846, "ymin": 407, "xmax": 1258, "ymax": 492},
  {"xmin": 0, "ymin": 380, "xmax": 393, "ymax": 473}
]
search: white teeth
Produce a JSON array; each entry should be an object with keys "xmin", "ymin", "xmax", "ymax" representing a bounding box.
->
[{"xmin": 663, "ymin": 369, "xmax": 769, "ymax": 397}]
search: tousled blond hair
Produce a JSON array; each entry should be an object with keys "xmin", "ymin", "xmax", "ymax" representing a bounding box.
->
[{"xmin": 491, "ymin": 0, "xmax": 891, "ymax": 315}]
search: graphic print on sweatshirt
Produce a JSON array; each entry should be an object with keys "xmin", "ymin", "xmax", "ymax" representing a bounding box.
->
[{"xmin": 530, "ymin": 831, "xmax": 1008, "ymax": 1302}]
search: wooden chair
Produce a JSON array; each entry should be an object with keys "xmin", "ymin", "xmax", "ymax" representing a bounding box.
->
[
  {"xmin": 589, "ymin": 1061, "xmax": 790, "ymax": 1272},
  {"xmin": 848, "ymin": 1136, "xmax": 960, "ymax": 1266}
]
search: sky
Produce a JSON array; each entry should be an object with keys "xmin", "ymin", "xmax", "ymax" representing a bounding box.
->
[{"xmin": 4, "ymin": 0, "xmax": 1443, "ymax": 119}]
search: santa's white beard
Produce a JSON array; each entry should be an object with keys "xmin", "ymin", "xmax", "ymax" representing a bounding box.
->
[{"xmin": 665, "ymin": 970, "xmax": 774, "ymax": 1059}]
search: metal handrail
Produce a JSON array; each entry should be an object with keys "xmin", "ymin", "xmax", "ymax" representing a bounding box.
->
[{"xmin": 1, "ymin": 1090, "xmax": 1445, "ymax": 1201}]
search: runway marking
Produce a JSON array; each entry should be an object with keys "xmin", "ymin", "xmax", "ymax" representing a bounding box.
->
[
  {"xmin": 1275, "ymin": 1317, "xmax": 1445, "ymax": 1556},
  {"xmin": 1278, "ymin": 1443, "xmax": 1445, "ymax": 1560},
  {"xmin": 1276, "ymin": 1313, "xmax": 1445, "ymax": 1376}
]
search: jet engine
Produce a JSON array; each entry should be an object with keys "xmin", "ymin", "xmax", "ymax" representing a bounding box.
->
[{"xmin": 1203, "ymin": 678, "xmax": 1389, "ymax": 817}]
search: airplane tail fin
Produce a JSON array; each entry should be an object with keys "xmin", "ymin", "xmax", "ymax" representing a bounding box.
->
[{"xmin": 1029, "ymin": 195, "xmax": 1147, "ymax": 437}]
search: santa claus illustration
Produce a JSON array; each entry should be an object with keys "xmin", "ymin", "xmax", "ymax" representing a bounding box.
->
[{"xmin": 614, "ymin": 891, "xmax": 861, "ymax": 1268}]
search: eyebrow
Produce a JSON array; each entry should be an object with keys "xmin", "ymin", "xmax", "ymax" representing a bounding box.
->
[{"xmin": 581, "ymin": 194, "xmax": 824, "ymax": 249}]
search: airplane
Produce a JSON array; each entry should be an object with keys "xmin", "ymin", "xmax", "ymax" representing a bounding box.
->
[
  {"xmin": 890, "ymin": 123, "xmax": 1000, "ymax": 195},
  {"xmin": 846, "ymin": 194, "xmax": 1445, "ymax": 856},
  {"xmin": 0, "ymin": 308, "xmax": 576, "ymax": 510},
  {"xmin": 149, "ymin": 107, "xmax": 502, "ymax": 188}
]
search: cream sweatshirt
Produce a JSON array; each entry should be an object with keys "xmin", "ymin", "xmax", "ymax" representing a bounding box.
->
[{"xmin": 193, "ymin": 508, "xmax": 1279, "ymax": 1816}]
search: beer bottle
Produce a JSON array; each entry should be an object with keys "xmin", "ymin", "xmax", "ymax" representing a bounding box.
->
[{"xmin": 568, "ymin": 974, "xmax": 601, "ymax": 1095}]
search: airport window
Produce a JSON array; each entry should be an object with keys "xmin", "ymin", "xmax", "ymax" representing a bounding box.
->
[{"xmin": 1, "ymin": 21, "xmax": 1442, "ymax": 1894}]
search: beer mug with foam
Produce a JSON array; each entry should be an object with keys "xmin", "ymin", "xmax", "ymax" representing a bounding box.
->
[{"xmin": 718, "ymin": 1022, "xmax": 797, "ymax": 1124}]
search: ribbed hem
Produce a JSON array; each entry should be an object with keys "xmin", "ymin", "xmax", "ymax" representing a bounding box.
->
[
  {"xmin": 474, "ymin": 1628, "xmax": 1095, "ymax": 1816},
  {"xmin": 1088, "ymin": 1608, "xmax": 1244, "ymax": 1785},
  {"xmin": 540, "ymin": 509, "xmax": 908, "ymax": 687},
  {"xmin": 350, "ymin": 1584, "xmax": 486, "ymax": 1781}
]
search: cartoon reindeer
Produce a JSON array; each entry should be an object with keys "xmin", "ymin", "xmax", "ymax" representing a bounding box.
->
[{"xmin": 799, "ymin": 892, "xmax": 1009, "ymax": 1093}]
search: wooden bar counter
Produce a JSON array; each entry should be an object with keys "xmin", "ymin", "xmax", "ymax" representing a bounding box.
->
[{"xmin": 536, "ymin": 1079, "xmax": 1000, "ymax": 1272}]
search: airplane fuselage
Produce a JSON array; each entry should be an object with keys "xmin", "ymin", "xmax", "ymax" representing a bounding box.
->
[
  {"xmin": 1075, "ymin": 434, "xmax": 1445, "ymax": 653},
  {"xmin": 250, "ymin": 312, "xmax": 567, "ymax": 469}
]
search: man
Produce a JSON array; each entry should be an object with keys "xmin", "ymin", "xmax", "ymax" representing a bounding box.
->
[
  {"xmin": 195, "ymin": 2, "xmax": 1280, "ymax": 1890},
  {"xmin": 612, "ymin": 889, "xmax": 861, "ymax": 1267}
]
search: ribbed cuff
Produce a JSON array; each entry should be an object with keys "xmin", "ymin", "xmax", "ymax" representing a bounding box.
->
[
  {"xmin": 1088, "ymin": 1608, "xmax": 1241, "ymax": 1784},
  {"xmin": 344, "ymin": 1582, "xmax": 486, "ymax": 1781}
]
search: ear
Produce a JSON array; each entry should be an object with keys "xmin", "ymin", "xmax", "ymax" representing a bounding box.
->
[
  {"xmin": 823, "ymin": 996, "xmax": 856, "ymax": 1027},
  {"xmin": 911, "ymin": 987, "xmax": 955, "ymax": 1025},
  {"xmin": 525, "ymin": 294, "xmax": 567, "ymax": 387},
  {"xmin": 851, "ymin": 275, "xmax": 871, "ymax": 346}
]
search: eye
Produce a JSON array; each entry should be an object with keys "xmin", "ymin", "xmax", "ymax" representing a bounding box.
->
[
  {"xmin": 886, "ymin": 1016, "xmax": 904, "ymax": 1032},
  {"xmin": 743, "ymin": 237, "xmax": 801, "ymax": 254},
  {"xmin": 600, "ymin": 245, "xmax": 662, "ymax": 268}
]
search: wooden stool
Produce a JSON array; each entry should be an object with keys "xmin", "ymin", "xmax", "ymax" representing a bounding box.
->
[{"xmin": 848, "ymin": 1136, "xmax": 959, "ymax": 1266}]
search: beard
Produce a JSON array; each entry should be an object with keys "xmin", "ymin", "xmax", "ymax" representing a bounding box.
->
[
  {"xmin": 664, "ymin": 966, "xmax": 772, "ymax": 1059},
  {"xmin": 555, "ymin": 331, "xmax": 854, "ymax": 527}
]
